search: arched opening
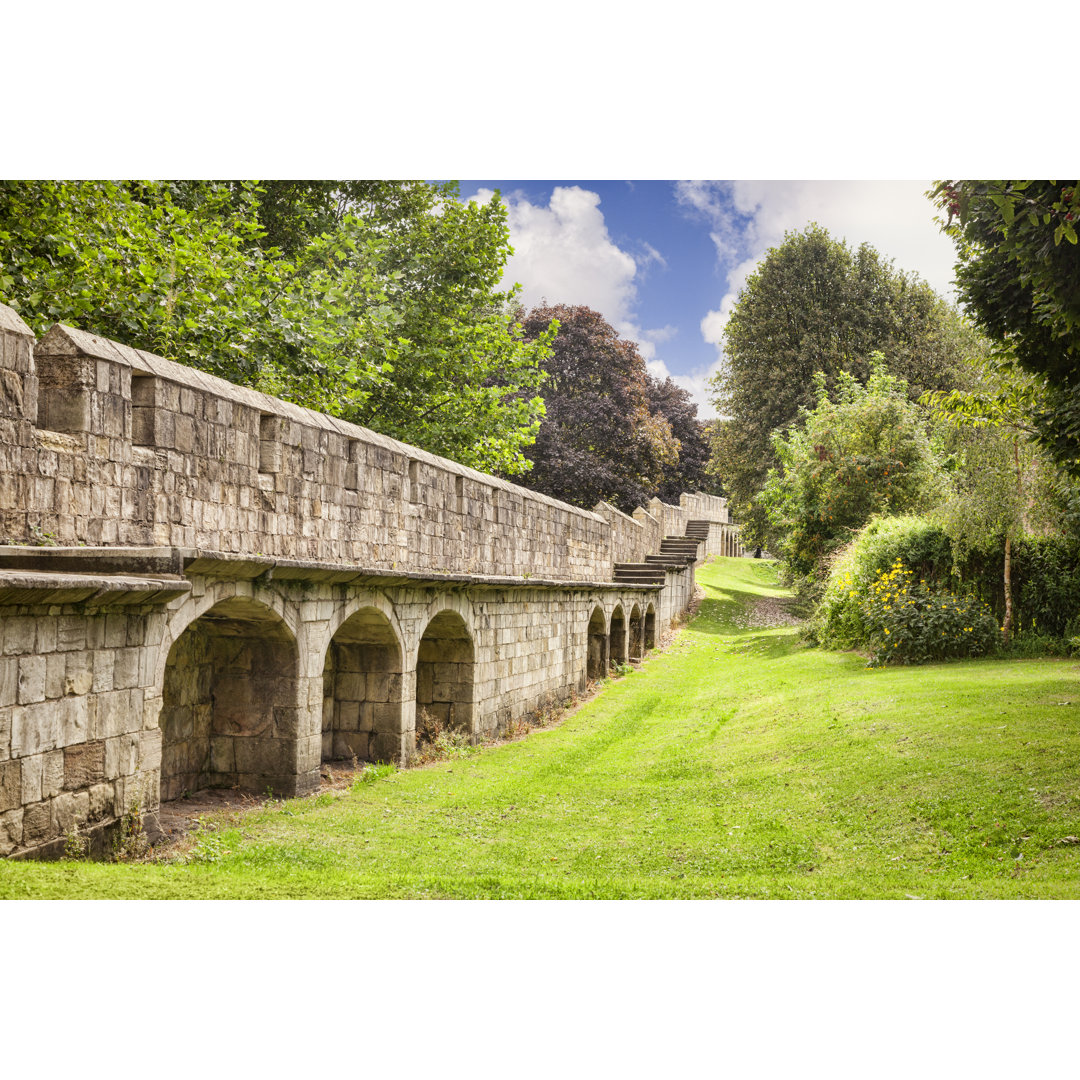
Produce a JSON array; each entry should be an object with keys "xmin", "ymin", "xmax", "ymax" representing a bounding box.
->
[
  {"xmin": 610, "ymin": 605, "xmax": 627, "ymax": 668},
  {"xmin": 644, "ymin": 604, "xmax": 656, "ymax": 652},
  {"xmin": 629, "ymin": 603, "xmax": 643, "ymax": 661},
  {"xmin": 160, "ymin": 597, "xmax": 298, "ymax": 802},
  {"xmin": 323, "ymin": 607, "xmax": 403, "ymax": 765},
  {"xmin": 416, "ymin": 610, "xmax": 474, "ymax": 739},
  {"xmin": 587, "ymin": 606, "xmax": 608, "ymax": 681}
]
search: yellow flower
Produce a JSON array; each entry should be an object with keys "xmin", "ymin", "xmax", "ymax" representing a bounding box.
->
[{"xmin": 884, "ymin": 628, "xmax": 890, "ymax": 635}]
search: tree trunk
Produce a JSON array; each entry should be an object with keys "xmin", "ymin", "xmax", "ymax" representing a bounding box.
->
[{"xmin": 1003, "ymin": 532, "xmax": 1013, "ymax": 645}]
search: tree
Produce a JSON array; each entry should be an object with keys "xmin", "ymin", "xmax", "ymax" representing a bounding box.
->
[
  {"xmin": 758, "ymin": 358, "xmax": 945, "ymax": 576},
  {"xmin": 646, "ymin": 375, "xmax": 716, "ymax": 502},
  {"xmin": 0, "ymin": 180, "xmax": 553, "ymax": 475},
  {"xmin": 923, "ymin": 356, "xmax": 1066, "ymax": 643},
  {"xmin": 930, "ymin": 180, "xmax": 1080, "ymax": 474},
  {"xmin": 708, "ymin": 224, "xmax": 981, "ymax": 545},
  {"xmin": 517, "ymin": 304, "xmax": 679, "ymax": 512}
]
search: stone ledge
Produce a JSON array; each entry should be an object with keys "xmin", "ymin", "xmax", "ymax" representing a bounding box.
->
[{"xmin": 0, "ymin": 570, "xmax": 191, "ymax": 607}]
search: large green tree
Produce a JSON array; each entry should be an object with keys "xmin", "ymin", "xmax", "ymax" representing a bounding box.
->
[
  {"xmin": 708, "ymin": 224, "xmax": 982, "ymax": 544},
  {"xmin": 930, "ymin": 180, "xmax": 1080, "ymax": 474},
  {"xmin": 0, "ymin": 180, "xmax": 552, "ymax": 475}
]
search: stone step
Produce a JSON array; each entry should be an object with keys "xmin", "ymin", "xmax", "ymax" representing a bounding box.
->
[
  {"xmin": 613, "ymin": 564, "xmax": 667, "ymax": 584},
  {"xmin": 645, "ymin": 553, "xmax": 694, "ymax": 567}
]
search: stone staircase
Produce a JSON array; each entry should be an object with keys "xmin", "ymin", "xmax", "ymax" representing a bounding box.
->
[{"xmin": 613, "ymin": 529, "xmax": 706, "ymax": 584}]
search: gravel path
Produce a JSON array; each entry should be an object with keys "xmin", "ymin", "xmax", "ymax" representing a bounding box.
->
[{"xmin": 731, "ymin": 594, "xmax": 804, "ymax": 630}]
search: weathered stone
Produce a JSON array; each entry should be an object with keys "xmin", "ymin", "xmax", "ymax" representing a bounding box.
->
[
  {"xmin": 0, "ymin": 808, "xmax": 23, "ymax": 855},
  {"xmin": 0, "ymin": 760, "xmax": 22, "ymax": 812},
  {"xmin": 42, "ymin": 750, "xmax": 64, "ymax": 798},
  {"xmin": 16, "ymin": 655, "xmax": 46, "ymax": 705},
  {"xmin": 22, "ymin": 800, "xmax": 53, "ymax": 844},
  {"xmin": 64, "ymin": 740, "xmax": 106, "ymax": 790},
  {"xmin": 20, "ymin": 754, "xmax": 43, "ymax": 804}
]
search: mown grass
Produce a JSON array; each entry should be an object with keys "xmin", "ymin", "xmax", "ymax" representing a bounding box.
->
[{"xmin": 4, "ymin": 556, "xmax": 1080, "ymax": 898}]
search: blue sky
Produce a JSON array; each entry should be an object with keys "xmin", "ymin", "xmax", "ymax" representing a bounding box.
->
[{"xmin": 459, "ymin": 181, "xmax": 961, "ymax": 419}]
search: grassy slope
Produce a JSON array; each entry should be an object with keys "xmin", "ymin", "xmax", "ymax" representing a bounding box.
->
[{"xmin": 4, "ymin": 557, "xmax": 1080, "ymax": 899}]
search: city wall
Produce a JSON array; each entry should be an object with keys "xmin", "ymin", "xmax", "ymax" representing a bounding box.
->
[{"xmin": 0, "ymin": 302, "xmax": 740, "ymax": 858}]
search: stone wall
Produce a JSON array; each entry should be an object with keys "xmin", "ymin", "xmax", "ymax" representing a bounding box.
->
[
  {"xmin": 0, "ymin": 301, "xmax": 740, "ymax": 858},
  {"xmin": 0, "ymin": 315, "xmax": 613, "ymax": 579}
]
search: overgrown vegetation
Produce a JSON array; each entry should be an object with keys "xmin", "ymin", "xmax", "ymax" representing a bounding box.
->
[{"xmin": 5, "ymin": 558, "xmax": 1080, "ymax": 899}]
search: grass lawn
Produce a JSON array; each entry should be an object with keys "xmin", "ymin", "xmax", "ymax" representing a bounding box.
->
[{"xmin": 4, "ymin": 556, "xmax": 1080, "ymax": 899}]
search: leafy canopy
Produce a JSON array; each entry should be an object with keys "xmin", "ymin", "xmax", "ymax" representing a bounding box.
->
[
  {"xmin": 0, "ymin": 180, "xmax": 553, "ymax": 475},
  {"xmin": 759, "ymin": 358, "xmax": 944, "ymax": 575},
  {"xmin": 931, "ymin": 180, "xmax": 1080, "ymax": 474},
  {"xmin": 708, "ymin": 224, "xmax": 981, "ymax": 543}
]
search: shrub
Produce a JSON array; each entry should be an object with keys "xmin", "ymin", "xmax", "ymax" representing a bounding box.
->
[
  {"xmin": 859, "ymin": 560, "xmax": 1000, "ymax": 665},
  {"xmin": 813, "ymin": 516, "xmax": 954, "ymax": 649}
]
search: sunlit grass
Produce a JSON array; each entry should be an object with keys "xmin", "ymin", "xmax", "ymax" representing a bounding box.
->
[{"xmin": 4, "ymin": 556, "xmax": 1080, "ymax": 898}]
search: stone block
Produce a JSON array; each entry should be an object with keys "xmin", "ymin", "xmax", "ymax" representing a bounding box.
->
[
  {"xmin": 209, "ymin": 737, "xmax": 235, "ymax": 774},
  {"xmin": 335, "ymin": 672, "xmax": 365, "ymax": 701},
  {"xmin": 63, "ymin": 662, "xmax": 93, "ymax": 697},
  {"xmin": 234, "ymin": 737, "xmax": 291, "ymax": 776},
  {"xmin": 0, "ymin": 759, "xmax": 21, "ymax": 812},
  {"xmin": 104, "ymin": 733, "xmax": 140, "ymax": 780},
  {"xmin": 0, "ymin": 659, "xmax": 16, "ymax": 708},
  {"xmin": 64, "ymin": 740, "xmax": 106, "ymax": 790},
  {"xmin": 2, "ymin": 617, "xmax": 36, "ymax": 656},
  {"xmin": 372, "ymin": 702, "xmax": 402, "ymax": 732},
  {"xmin": 112, "ymin": 647, "xmax": 141, "ymax": 690},
  {"xmin": 336, "ymin": 700, "xmax": 360, "ymax": 731},
  {"xmin": 91, "ymin": 689, "xmax": 140, "ymax": 739},
  {"xmin": 11, "ymin": 702, "xmax": 61, "ymax": 758},
  {"xmin": 88, "ymin": 782, "xmax": 115, "ymax": 820},
  {"xmin": 56, "ymin": 617, "xmax": 88, "ymax": 652},
  {"xmin": 139, "ymin": 729, "xmax": 162, "ymax": 772},
  {"xmin": 51, "ymin": 790, "xmax": 89, "ymax": 835},
  {"xmin": 59, "ymin": 695, "xmax": 89, "ymax": 746},
  {"xmin": 17, "ymin": 655, "xmax": 46, "ymax": 705},
  {"xmin": 20, "ymin": 754, "xmax": 43, "ymax": 804},
  {"xmin": 42, "ymin": 750, "xmax": 64, "ymax": 798},
  {"xmin": 0, "ymin": 808, "xmax": 23, "ymax": 855},
  {"xmin": 22, "ymin": 800, "xmax": 53, "ymax": 844}
]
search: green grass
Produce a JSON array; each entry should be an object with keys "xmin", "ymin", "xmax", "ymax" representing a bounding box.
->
[{"xmin": 5, "ymin": 556, "xmax": 1080, "ymax": 898}]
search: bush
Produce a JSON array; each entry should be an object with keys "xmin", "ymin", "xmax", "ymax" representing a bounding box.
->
[
  {"xmin": 859, "ymin": 560, "xmax": 1000, "ymax": 665},
  {"xmin": 813, "ymin": 516, "xmax": 954, "ymax": 649}
]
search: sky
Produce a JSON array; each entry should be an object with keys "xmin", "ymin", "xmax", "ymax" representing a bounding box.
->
[{"xmin": 458, "ymin": 181, "xmax": 961, "ymax": 420}]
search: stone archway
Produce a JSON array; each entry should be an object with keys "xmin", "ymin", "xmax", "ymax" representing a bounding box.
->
[
  {"xmin": 322, "ymin": 606, "xmax": 403, "ymax": 765},
  {"xmin": 644, "ymin": 603, "xmax": 656, "ymax": 652},
  {"xmin": 159, "ymin": 596, "xmax": 299, "ymax": 801},
  {"xmin": 416, "ymin": 609, "xmax": 475, "ymax": 739},
  {"xmin": 629, "ymin": 603, "xmax": 643, "ymax": 661},
  {"xmin": 587, "ymin": 606, "xmax": 608, "ymax": 681},
  {"xmin": 610, "ymin": 605, "xmax": 627, "ymax": 668}
]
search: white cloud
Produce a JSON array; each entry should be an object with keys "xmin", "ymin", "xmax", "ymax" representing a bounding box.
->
[
  {"xmin": 679, "ymin": 180, "xmax": 961, "ymax": 384},
  {"xmin": 471, "ymin": 185, "xmax": 668, "ymax": 361}
]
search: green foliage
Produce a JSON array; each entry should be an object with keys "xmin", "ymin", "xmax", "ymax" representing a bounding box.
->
[
  {"xmin": 708, "ymin": 224, "xmax": 982, "ymax": 542},
  {"xmin": 813, "ymin": 516, "xmax": 955, "ymax": 649},
  {"xmin": 758, "ymin": 360, "xmax": 944, "ymax": 575},
  {"xmin": 0, "ymin": 180, "xmax": 552, "ymax": 476},
  {"xmin": 858, "ymin": 560, "xmax": 1000, "ymax": 666},
  {"xmin": 815, "ymin": 516, "xmax": 1080, "ymax": 656},
  {"xmin": 350, "ymin": 762, "xmax": 397, "ymax": 789},
  {"xmin": 931, "ymin": 180, "xmax": 1080, "ymax": 475}
]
